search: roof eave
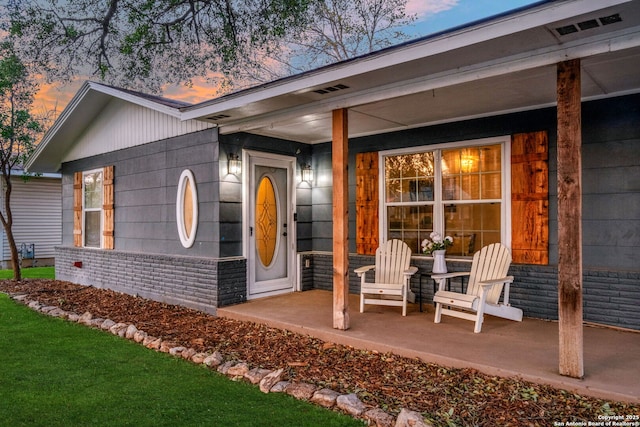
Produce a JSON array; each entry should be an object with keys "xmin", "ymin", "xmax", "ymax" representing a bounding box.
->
[{"xmin": 180, "ymin": 0, "xmax": 634, "ymax": 122}]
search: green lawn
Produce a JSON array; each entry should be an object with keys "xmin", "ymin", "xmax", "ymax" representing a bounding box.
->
[
  {"xmin": 0, "ymin": 293, "xmax": 363, "ymax": 426},
  {"xmin": 0, "ymin": 266, "xmax": 55, "ymax": 279}
]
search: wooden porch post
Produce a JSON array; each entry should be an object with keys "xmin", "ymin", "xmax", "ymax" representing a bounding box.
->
[
  {"xmin": 332, "ymin": 108, "xmax": 350, "ymax": 330},
  {"xmin": 557, "ymin": 59, "xmax": 584, "ymax": 378}
]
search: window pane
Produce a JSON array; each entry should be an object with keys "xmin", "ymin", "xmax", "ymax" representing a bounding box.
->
[
  {"xmin": 481, "ymin": 172, "xmax": 501, "ymax": 199},
  {"xmin": 385, "ymin": 152, "xmax": 435, "ymax": 204},
  {"xmin": 443, "ymin": 145, "xmax": 501, "ymax": 202},
  {"xmin": 461, "ymin": 174, "xmax": 479, "ymax": 200},
  {"xmin": 480, "ymin": 145, "xmax": 501, "ymax": 171},
  {"xmin": 387, "ymin": 205, "xmax": 433, "ymax": 253},
  {"xmin": 85, "ymin": 211, "xmax": 101, "ymax": 248},
  {"xmin": 444, "ymin": 203, "xmax": 500, "ymax": 255},
  {"xmin": 84, "ymin": 172, "xmax": 103, "ymax": 209}
]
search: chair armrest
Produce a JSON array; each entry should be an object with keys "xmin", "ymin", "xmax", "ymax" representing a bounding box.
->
[
  {"xmin": 354, "ymin": 265, "xmax": 375, "ymax": 277},
  {"xmin": 403, "ymin": 266, "xmax": 418, "ymax": 277},
  {"xmin": 478, "ymin": 276, "xmax": 514, "ymax": 287},
  {"xmin": 431, "ymin": 271, "xmax": 470, "ymax": 280},
  {"xmin": 479, "ymin": 276, "xmax": 515, "ymax": 304}
]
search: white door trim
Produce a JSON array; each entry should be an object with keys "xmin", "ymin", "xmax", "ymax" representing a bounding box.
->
[{"xmin": 243, "ymin": 150, "xmax": 297, "ymax": 299}]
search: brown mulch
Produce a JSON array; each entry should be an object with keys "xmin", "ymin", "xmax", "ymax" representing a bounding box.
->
[{"xmin": 1, "ymin": 279, "xmax": 638, "ymax": 427}]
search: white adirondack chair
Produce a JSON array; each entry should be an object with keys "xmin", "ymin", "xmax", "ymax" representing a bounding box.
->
[
  {"xmin": 433, "ymin": 243, "xmax": 523, "ymax": 333},
  {"xmin": 355, "ymin": 239, "xmax": 418, "ymax": 316}
]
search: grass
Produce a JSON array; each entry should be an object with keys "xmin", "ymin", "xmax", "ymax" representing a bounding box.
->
[
  {"xmin": 0, "ymin": 266, "xmax": 55, "ymax": 279},
  {"xmin": 0, "ymin": 293, "xmax": 363, "ymax": 426}
]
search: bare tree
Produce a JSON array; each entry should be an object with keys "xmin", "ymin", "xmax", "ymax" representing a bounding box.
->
[
  {"xmin": 219, "ymin": 0, "xmax": 417, "ymax": 92},
  {"xmin": 0, "ymin": 39, "xmax": 43, "ymax": 280}
]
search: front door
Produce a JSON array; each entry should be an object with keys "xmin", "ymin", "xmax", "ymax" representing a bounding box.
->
[{"xmin": 246, "ymin": 151, "xmax": 296, "ymax": 298}]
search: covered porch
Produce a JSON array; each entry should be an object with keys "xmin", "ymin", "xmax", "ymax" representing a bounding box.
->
[{"xmin": 219, "ymin": 290, "xmax": 640, "ymax": 404}]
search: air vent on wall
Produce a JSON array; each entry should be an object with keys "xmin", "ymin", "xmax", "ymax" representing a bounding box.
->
[
  {"xmin": 313, "ymin": 84, "xmax": 350, "ymax": 95},
  {"xmin": 207, "ymin": 114, "xmax": 231, "ymax": 121},
  {"xmin": 555, "ymin": 13, "xmax": 622, "ymax": 36}
]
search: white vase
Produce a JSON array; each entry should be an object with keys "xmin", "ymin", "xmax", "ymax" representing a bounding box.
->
[{"xmin": 432, "ymin": 250, "xmax": 447, "ymax": 274}]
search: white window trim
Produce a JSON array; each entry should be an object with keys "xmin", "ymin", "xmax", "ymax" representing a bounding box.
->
[
  {"xmin": 82, "ymin": 168, "xmax": 104, "ymax": 248},
  {"xmin": 378, "ymin": 135, "xmax": 511, "ymax": 253},
  {"xmin": 176, "ymin": 169, "xmax": 199, "ymax": 248}
]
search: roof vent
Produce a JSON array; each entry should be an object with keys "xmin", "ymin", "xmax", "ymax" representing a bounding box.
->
[
  {"xmin": 207, "ymin": 114, "xmax": 230, "ymax": 121},
  {"xmin": 555, "ymin": 13, "xmax": 622, "ymax": 36},
  {"xmin": 600, "ymin": 13, "xmax": 622, "ymax": 26},
  {"xmin": 313, "ymin": 84, "xmax": 350, "ymax": 95}
]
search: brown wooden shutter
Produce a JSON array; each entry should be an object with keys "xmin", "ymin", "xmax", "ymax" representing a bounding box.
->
[
  {"xmin": 511, "ymin": 131, "xmax": 549, "ymax": 264},
  {"xmin": 73, "ymin": 172, "xmax": 83, "ymax": 247},
  {"xmin": 356, "ymin": 152, "xmax": 379, "ymax": 255},
  {"xmin": 103, "ymin": 165, "xmax": 115, "ymax": 249}
]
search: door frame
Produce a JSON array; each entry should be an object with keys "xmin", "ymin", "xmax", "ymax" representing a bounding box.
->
[{"xmin": 243, "ymin": 149, "xmax": 297, "ymax": 299}]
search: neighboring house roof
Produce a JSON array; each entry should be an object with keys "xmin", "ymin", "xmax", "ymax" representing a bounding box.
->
[{"xmin": 26, "ymin": 0, "xmax": 640, "ymax": 172}]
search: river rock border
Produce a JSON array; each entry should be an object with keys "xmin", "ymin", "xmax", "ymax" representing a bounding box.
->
[{"xmin": 9, "ymin": 293, "xmax": 433, "ymax": 427}]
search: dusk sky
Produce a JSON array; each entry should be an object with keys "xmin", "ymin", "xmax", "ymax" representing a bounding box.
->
[{"xmin": 33, "ymin": 0, "xmax": 541, "ymax": 115}]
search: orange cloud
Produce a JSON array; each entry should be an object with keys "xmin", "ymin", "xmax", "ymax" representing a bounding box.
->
[{"xmin": 33, "ymin": 80, "xmax": 83, "ymax": 119}]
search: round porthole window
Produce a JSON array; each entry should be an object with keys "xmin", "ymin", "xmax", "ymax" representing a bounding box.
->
[{"xmin": 176, "ymin": 169, "xmax": 198, "ymax": 248}]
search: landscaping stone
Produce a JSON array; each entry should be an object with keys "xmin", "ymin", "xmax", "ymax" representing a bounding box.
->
[
  {"xmin": 48, "ymin": 308, "xmax": 68, "ymax": 318},
  {"xmin": 270, "ymin": 381, "xmax": 290, "ymax": 393},
  {"xmin": 217, "ymin": 360, "xmax": 236, "ymax": 375},
  {"xmin": 28, "ymin": 301, "xmax": 41, "ymax": 310},
  {"xmin": 310, "ymin": 388, "xmax": 341, "ymax": 408},
  {"xmin": 67, "ymin": 313, "xmax": 80, "ymax": 322},
  {"xmin": 90, "ymin": 318, "xmax": 105, "ymax": 328},
  {"xmin": 259, "ymin": 368, "xmax": 284, "ymax": 393},
  {"xmin": 364, "ymin": 408, "xmax": 395, "ymax": 427},
  {"xmin": 133, "ymin": 330, "xmax": 148, "ymax": 343},
  {"xmin": 169, "ymin": 346, "xmax": 186, "ymax": 356},
  {"xmin": 336, "ymin": 393, "xmax": 366, "ymax": 417},
  {"xmin": 203, "ymin": 351, "xmax": 224, "ymax": 367},
  {"xmin": 286, "ymin": 382, "xmax": 317, "ymax": 400},
  {"xmin": 191, "ymin": 353, "xmax": 208, "ymax": 364},
  {"xmin": 124, "ymin": 324, "xmax": 138, "ymax": 339},
  {"xmin": 144, "ymin": 337, "xmax": 162, "ymax": 350},
  {"xmin": 109, "ymin": 322, "xmax": 128, "ymax": 336},
  {"xmin": 244, "ymin": 368, "xmax": 271, "ymax": 384},
  {"xmin": 159, "ymin": 341, "xmax": 177, "ymax": 353},
  {"xmin": 227, "ymin": 362, "xmax": 249, "ymax": 378},
  {"xmin": 40, "ymin": 305, "xmax": 57, "ymax": 313},
  {"xmin": 78, "ymin": 311, "xmax": 93, "ymax": 325},
  {"xmin": 100, "ymin": 319, "xmax": 116, "ymax": 330},
  {"xmin": 394, "ymin": 408, "xmax": 432, "ymax": 427},
  {"xmin": 181, "ymin": 348, "xmax": 197, "ymax": 360}
]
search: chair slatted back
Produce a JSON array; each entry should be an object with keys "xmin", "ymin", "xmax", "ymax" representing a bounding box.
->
[
  {"xmin": 374, "ymin": 239, "xmax": 412, "ymax": 285},
  {"xmin": 467, "ymin": 243, "xmax": 512, "ymax": 304}
]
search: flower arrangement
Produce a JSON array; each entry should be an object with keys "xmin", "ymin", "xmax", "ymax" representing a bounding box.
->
[{"xmin": 421, "ymin": 232, "xmax": 454, "ymax": 255}]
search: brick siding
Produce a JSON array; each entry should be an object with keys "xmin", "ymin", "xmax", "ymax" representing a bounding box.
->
[{"xmin": 55, "ymin": 246, "xmax": 246, "ymax": 314}]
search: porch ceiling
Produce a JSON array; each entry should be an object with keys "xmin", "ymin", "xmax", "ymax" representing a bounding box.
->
[{"xmin": 184, "ymin": 0, "xmax": 640, "ymax": 144}]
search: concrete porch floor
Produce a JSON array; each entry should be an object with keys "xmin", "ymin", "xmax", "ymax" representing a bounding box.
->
[{"xmin": 218, "ymin": 290, "xmax": 640, "ymax": 404}]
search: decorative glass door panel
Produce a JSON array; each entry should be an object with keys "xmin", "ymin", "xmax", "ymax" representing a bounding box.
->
[{"xmin": 256, "ymin": 176, "xmax": 278, "ymax": 267}]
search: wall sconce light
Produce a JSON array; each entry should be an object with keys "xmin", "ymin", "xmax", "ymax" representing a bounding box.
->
[
  {"xmin": 228, "ymin": 153, "xmax": 241, "ymax": 175},
  {"xmin": 301, "ymin": 164, "xmax": 313, "ymax": 183}
]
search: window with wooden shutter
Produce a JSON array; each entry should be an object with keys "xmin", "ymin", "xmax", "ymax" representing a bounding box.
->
[
  {"xmin": 511, "ymin": 131, "xmax": 549, "ymax": 264},
  {"xmin": 73, "ymin": 166, "xmax": 114, "ymax": 249},
  {"xmin": 356, "ymin": 152, "xmax": 379, "ymax": 255}
]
